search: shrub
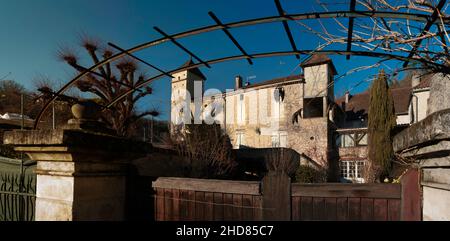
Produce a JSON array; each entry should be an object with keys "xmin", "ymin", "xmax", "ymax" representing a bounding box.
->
[
  {"xmin": 171, "ymin": 122, "xmax": 239, "ymax": 179},
  {"xmin": 294, "ymin": 165, "xmax": 327, "ymax": 183}
]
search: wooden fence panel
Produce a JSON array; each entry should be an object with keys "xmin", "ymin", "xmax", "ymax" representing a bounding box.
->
[
  {"xmin": 336, "ymin": 197, "xmax": 348, "ymax": 221},
  {"xmin": 155, "ymin": 188, "xmax": 164, "ymax": 221},
  {"xmin": 292, "ymin": 183, "xmax": 402, "ymax": 221},
  {"xmin": 179, "ymin": 190, "xmax": 188, "ymax": 221},
  {"xmin": 252, "ymin": 196, "xmax": 263, "ymax": 221},
  {"xmin": 213, "ymin": 193, "xmax": 223, "ymax": 221},
  {"xmin": 388, "ymin": 199, "xmax": 401, "ymax": 221},
  {"xmin": 195, "ymin": 191, "xmax": 205, "ymax": 221},
  {"xmin": 313, "ymin": 197, "xmax": 326, "ymax": 220},
  {"xmin": 172, "ymin": 189, "xmax": 180, "ymax": 221},
  {"xmin": 292, "ymin": 197, "xmax": 301, "ymax": 221},
  {"xmin": 324, "ymin": 198, "xmax": 337, "ymax": 221},
  {"xmin": 204, "ymin": 192, "xmax": 214, "ymax": 221},
  {"xmin": 262, "ymin": 172, "xmax": 291, "ymax": 221},
  {"xmin": 242, "ymin": 195, "xmax": 254, "ymax": 221},
  {"xmin": 373, "ymin": 199, "xmax": 388, "ymax": 221},
  {"xmin": 361, "ymin": 198, "xmax": 374, "ymax": 221},
  {"xmin": 164, "ymin": 189, "xmax": 173, "ymax": 221},
  {"xmin": 232, "ymin": 194, "xmax": 243, "ymax": 221},
  {"xmin": 300, "ymin": 197, "xmax": 313, "ymax": 220},
  {"xmin": 223, "ymin": 193, "xmax": 234, "ymax": 221},
  {"xmin": 153, "ymin": 178, "xmax": 409, "ymax": 221},
  {"xmin": 187, "ymin": 190, "xmax": 195, "ymax": 221},
  {"xmin": 153, "ymin": 178, "xmax": 262, "ymax": 221}
]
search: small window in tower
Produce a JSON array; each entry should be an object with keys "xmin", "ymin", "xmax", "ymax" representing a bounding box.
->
[{"xmin": 303, "ymin": 97, "xmax": 324, "ymax": 118}]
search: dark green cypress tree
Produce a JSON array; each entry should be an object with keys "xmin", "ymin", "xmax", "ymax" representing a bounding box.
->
[{"xmin": 368, "ymin": 69, "xmax": 396, "ymax": 180}]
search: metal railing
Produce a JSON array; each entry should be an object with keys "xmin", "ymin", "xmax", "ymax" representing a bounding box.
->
[{"xmin": 0, "ymin": 171, "xmax": 36, "ymax": 221}]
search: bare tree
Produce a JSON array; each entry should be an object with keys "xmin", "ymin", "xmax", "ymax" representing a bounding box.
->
[
  {"xmin": 294, "ymin": 0, "xmax": 450, "ymax": 74},
  {"xmin": 169, "ymin": 122, "xmax": 239, "ymax": 179},
  {"xmin": 56, "ymin": 35, "xmax": 159, "ymax": 137},
  {"xmin": 31, "ymin": 77, "xmax": 74, "ymax": 128}
]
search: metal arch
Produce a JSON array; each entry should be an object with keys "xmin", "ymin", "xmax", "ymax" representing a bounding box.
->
[
  {"xmin": 105, "ymin": 49, "xmax": 449, "ymax": 109},
  {"xmin": 274, "ymin": 0, "xmax": 300, "ymax": 59},
  {"xmin": 403, "ymin": 0, "xmax": 447, "ymax": 67},
  {"xmin": 153, "ymin": 26, "xmax": 212, "ymax": 68},
  {"xmin": 346, "ymin": 0, "xmax": 356, "ymax": 60},
  {"xmin": 108, "ymin": 42, "xmax": 174, "ymax": 78},
  {"xmin": 33, "ymin": 10, "xmax": 450, "ymax": 129},
  {"xmin": 208, "ymin": 11, "xmax": 253, "ymax": 65}
]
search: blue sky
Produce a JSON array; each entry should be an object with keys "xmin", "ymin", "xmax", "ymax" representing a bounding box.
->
[{"xmin": 0, "ymin": 0, "xmax": 406, "ymax": 120}]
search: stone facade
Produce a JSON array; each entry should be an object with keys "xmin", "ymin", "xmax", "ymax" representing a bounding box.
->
[
  {"xmin": 427, "ymin": 73, "xmax": 450, "ymax": 115},
  {"xmin": 171, "ymin": 57, "xmax": 337, "ymax": 168},
  {"xmin": 393, "ymin": 73, "xmax": 450, "ymax": 221},
  {"xmin": 3, "ymin": 124, "xmax": 150, "ymax": 221},
  {"xmin": 394, "ymin": 109, "xmax": 450, "ymax": 221}
]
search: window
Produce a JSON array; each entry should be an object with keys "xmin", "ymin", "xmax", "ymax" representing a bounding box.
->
[
  {"xmin": 236, "ymin": 132, "xmax": 245, "ymax": 148},
  {"xmin": 340, "ymin": 160, "xmax": 365, "ymax": 183},
  {"xmin": 357, "ymin": 133, "xmax": 368, "ymax": 146},
  {"xmin": 336, "ymin": 132, "xmax": 368, "ymax": 148},
  {"xmin": 237, "ymin": 94, "xmax": 245, "ymax": 124},
  {"xmin": 272, "ymin": 132, "xmax": 287, "ymax": 148},
  {"xmin": 303, "ymin": 97, "xmax": 324, "ymax": 118}
]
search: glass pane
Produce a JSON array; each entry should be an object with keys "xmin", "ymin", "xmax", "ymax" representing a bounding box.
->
[
  {"xmin": 280, "ymin": 135, "xmax": 287, "ymax": 148},
  {"xmin": 358, "ymin": 133, "xmax": 368, "ymax": 146},
  {"xmin": 343, "ymin": 134, "xmax": 355, "ymax": 147},
  {"xmin": 340, "ymin": 161, "xmax": 348, "ymax": 178},
  {"xmin": 335, "ymin": 134, "xmax": 342, "ymax": 148},
  {"xmin": 349, "ymin": 161, "xmax": 355, "ymax": 178},
  {"xmin": 357, "ymin": 161, "xmax": 365, "ymax": 178},
  {"xmin": 272, "ymin": 136, "xmax": 280, "ymax": 147}
]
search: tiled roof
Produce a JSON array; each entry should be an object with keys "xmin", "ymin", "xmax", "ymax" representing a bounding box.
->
[
  {"xmin": 243, "ymin": 75, "xmax": 304, "ymax": 89},
  {"xmin": 300, "ymin": 54, "xmax": 338, "ymax": 75},
  {"xmin": 391, "ymin": 87, "xmax": 412, "ymax": 114},
  {"xmin": 335, "ymin": 87, "xmax": 412, "ymax": 119},
  {"xmin": 413, "ymin": 74, "xmax": 433, "ymax": 90},
  {"xmin": 180, "ymin": 58, "xmax": 206, "ymax": 80}
]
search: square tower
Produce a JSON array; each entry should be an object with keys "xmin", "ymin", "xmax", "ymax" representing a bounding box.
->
[{"xmin": 171, "ymin": 59, "xmax": 206, "ymax": 128}]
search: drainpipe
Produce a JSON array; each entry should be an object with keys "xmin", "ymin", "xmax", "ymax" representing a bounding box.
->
[
  {"xmin": 411, "ymin": 94, "xmax": 419, "ymax": 123},
  {"xmin": 223, "ymin": 93, "xmax": 227, "ymax": 133}
]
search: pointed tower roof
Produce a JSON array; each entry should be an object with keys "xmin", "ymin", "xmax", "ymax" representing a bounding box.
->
[
  {"xmin": 180, "ymin": 58, "xmax": 207, "ymax": 80},
  {"xmin": 300, "ymin": 54, "xmax": 338, "ymax": 75}
]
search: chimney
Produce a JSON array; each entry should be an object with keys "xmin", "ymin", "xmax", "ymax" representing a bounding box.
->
[
  {"xmin": 345, "ymin": 91, "xmax": 351, "ymax": 104},
  {"xmin": 411, "ymin": 71, "xmax": 421, "ymax": 88},
  {"xmin": 235, "ymin": 75, "xmax": 243, "ymax": 90}
]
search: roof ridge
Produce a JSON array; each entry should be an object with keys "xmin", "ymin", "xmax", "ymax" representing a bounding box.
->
[{"xmin": 243, "ymin": 74, "xmax": 304, "ymax": 89}]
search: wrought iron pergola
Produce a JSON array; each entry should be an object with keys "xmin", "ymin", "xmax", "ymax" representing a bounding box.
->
[{"xmin": 34, "ymin": 0, "xmax": 450, "ymax": 129}]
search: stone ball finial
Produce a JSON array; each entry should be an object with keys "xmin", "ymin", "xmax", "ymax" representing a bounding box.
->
[{"xmin": 71, "ymin": 100, "xmax": 102, "ymax": 120}]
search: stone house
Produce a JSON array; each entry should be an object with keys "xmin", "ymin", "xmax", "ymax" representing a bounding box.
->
[
  {"xmin": 170, "ymin": 54, "xmax": 432, "ymax": 183},
  {"xmin": 333, "ymin": 71, "xmax": 433, "ymax": 183},
  {"xmin": 171, "ymin": 55, "xmax": 337, "ymax": 170}
]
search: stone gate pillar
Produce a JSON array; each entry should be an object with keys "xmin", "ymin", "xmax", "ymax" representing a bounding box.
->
[{"xmin": 3, "ymin": 120, "xmax": 150, "ymax": 221}]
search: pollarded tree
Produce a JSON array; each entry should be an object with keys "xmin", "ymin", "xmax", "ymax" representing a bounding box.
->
[
  {"xmin": 56, "ymin": 36, "xmax": 158, "ymax": 137},
  {"xmin": 368, "ymin": 69, "xmax": 397, "ymax": 181}
]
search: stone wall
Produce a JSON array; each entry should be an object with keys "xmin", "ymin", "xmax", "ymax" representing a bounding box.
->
[
  {"xmin": 172, "ymin": 63, "xmax": 335, "ymax": 170},
  {"xmin": 393, "ymin": 71, "xmax": 450, "ymax": 221},
  {"xmin": 428, "ymin": 73, "xmax": 450, "ymax": 115},
  {"xmin": 394, "ymin": 108, "xmax": 450, "ymax": 221},
  {"xmin": 3, "ymin": 126, "xmax": 151, "ymax": 221},
  {"xmin": 220, "ymin": 80, "xmax": 332, "ymax": 168}
]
